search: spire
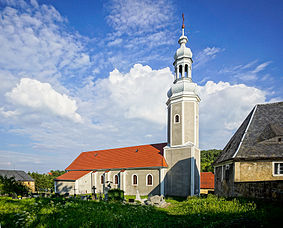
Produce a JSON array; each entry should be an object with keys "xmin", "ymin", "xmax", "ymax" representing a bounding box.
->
[
  {"xmin": 178, "ymin": 13, "xmax": 188, "ymax": 45},
  {"xmin": 173, "ymin": 13, "xmax": 193, "ymax": 81},
  {"xmin": 182, "ymin": 13, "xmax": 185, "ymax": 29}
]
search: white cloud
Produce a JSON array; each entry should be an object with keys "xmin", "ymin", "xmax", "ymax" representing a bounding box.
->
[
  {"xmin": 199, "ymin": 81, "xmax": 266, "ymax": 149},
  {"xmin": 252, "ymin": 61, "xmax": 271, "ymax": 74},
  {"xmin": 107, "ymin": 38, "xmax": 123, "ymax": 47},
  {"xmin": 219, "ymin": 61, "xmax": 272, "ymax": 82},
  {"xmin": 0, "ymin": 1, "xmax": 91, "ymax": 84},
  {"xmin": 0, "ymin": 107, "xmax": 19, "ymax": 118},
  {"xmin": 0, "ymin": 0, "xmax": 275, "ymax": 172},
  {"xmin": 93, "ymin": 64, "xmax": 172, "ymax": 124},
  {"xmin": 91, "ymin": 65, "xmax": 268, "ymax": 150},
  {"xmin": 194, "ymin": 47, "xmax": 222, "ymax": 68},
  {"xmin": 104, "ymin": 0, "xmax": 176, "ymax": 62},
  {"xmin": 6, "ymin": 78, "xmax": 82, "ymax": 123},
  {"xmin": 106, "ymin": 0, "xmax": 173, "ymax": 34}
]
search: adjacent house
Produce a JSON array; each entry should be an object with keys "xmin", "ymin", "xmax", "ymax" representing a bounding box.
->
[
  {"xmin": 213, "ymin": 102, "xmax": 283, "ymax": 200},
  {"xmin": 55, "ymin": 21, "xmax": 201, "ymax": 197},
  {"xmin": 200, "ymin": 172, "xmax": 214, "ymax": 194},
  {"xmin": 0, "ymin": 170, "xmax": 35, "ymax": 193}
]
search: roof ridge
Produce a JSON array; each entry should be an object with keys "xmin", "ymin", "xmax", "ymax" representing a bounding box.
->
[
  {"xmin": 257, "ymin": 101, "xmax": 283, "ymax": 106},
  {"xmin": 81, "ymin": 142, "xmax": 167, "ymax": 154}
]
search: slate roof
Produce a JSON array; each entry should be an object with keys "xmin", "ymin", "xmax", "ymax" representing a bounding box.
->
[
  {"xmin": 55, "ymin": 171, "xmax": 91, "ymax": 181},
  {"xmin": 200, "ymin": 172, "xmax": 214, "ymax": 189},
  {"xmin": 0, "ymin": 170, "xmax": 34, "ymax": 181},
  {"xmin": 66, "ymin": 143, "xmax": 168, "ymax": 171},
  {"xmin": 214, "ymin": 102, "xmax": 283, "ymax": 165}
]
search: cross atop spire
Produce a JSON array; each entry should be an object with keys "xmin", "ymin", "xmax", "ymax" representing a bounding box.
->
[{"xmin": 182, "ymin": 13, "xmax": 185, "ymax": 29}]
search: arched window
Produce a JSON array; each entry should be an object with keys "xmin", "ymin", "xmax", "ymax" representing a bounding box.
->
[
  {"xmin": 185, "ymin": 64, "xmax": 188, "ymax": 77},
  {"xmin": 175, "ymin": 114, "xmax": 180, "ymax": 123},
  {"xmin": 132, "ymin": 174, "xmax": 138, "ymax": 185},
  {"xmin": 147, "ymin": 174, "xmax": 153, "ymax": 186},
  {"xmin": 100, "ymin": 175, "xmax": 104, "ymax": 184},
  {"xmin": 114, "ymin": 174, "xmax": 119, "ymax": 185},
  {"xmin": 179, "ymin": 65, "xmax": 182, "ymax": 78}
]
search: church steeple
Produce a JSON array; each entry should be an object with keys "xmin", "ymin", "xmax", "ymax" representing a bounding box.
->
[
  {"xmin": 173, "ymin": 14, "xmax": 193, "ymax": 82},
  {"xmin": 162, "ymin": 14, "xmax": 201, "ymax": 197}
]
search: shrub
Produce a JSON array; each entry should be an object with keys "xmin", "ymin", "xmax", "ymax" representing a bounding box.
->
[
  {"xmin": 108, "ymin": 189, "xmax": 124, "ymax": 202},
  {"xmin": 0, "ymin": 176, "xmax": 29, "ymax": 196}
]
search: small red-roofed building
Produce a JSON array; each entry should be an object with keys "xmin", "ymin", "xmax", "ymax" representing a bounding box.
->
[
  {"xmin": 200, "ymin": 172, "xmax": 214, "ymax": 194},
  {"xmin": 55, "ymin": 171, "xmax": 92, "ymax": 195}
]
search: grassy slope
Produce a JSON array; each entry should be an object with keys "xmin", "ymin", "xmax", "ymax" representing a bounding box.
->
[{"xmin": 0, "ymin": 195, "xmax": 281, "ymax": 227}]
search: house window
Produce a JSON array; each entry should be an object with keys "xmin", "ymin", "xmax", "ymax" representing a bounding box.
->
[
  {"xmin": 174, "ymin": 114, "xmax": 180, "ymax": 123},
  {"xmin": 114, "ymin": 174, "xmax": 119, "ymax": 185},
  {"xmin": 278, "ymin": 138, "xmax": 282, "ymax": 142},
  {"xmin": 132, "ymin": 174, "xmax": 138, "ymax": 185},
  {"xmin": 101, "ymin": 175, "xmax": 104, "ymax": 184},
  {"xmin": 273, "ymin": 162, "xmax": 283, "ymax": 176},
  {"xmin": 146, "ymin": 174, "xmax": 153, "ymax": 186}
]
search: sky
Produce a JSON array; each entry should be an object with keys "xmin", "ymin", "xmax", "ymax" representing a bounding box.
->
[{"xmin": 0, "ymin": 0, "xmax": 282, "ymax": 173}]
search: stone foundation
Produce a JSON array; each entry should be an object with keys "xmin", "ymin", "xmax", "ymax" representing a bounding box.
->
[{"xmin": 234, "ymin": 180, "xmax": 283, "ymax": 201}]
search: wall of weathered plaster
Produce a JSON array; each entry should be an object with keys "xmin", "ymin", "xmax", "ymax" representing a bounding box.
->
[
  {"xmin": 22, "ymin": 181, "xmax": 35, "ymax": 193},
  {"xmin": 123, "ymin": 169, "xmax": 160, "ymax": 196},
  {"xmin": 194, "ymin": 147, "xmax": 201, "ymax": 194},
  {"xmin": 164, "ymin": 146, "xmax": 194, "ymax": 197},
  {"xmin": 184, "ymin": 101, "xmax": 195, "ymax": 145},
  {"xmin": 215, "ymin": 161, "xmax": 283, "ymax": 200},
  {"xmin": 91, "ymin": 169, "xmax": 159, "ymax": 196},
  {"xmin": 235, "ymin": 161, "xmax": 283, "ymax": 182},
  {"xmin": 171, "ymin": 102, "xmax": 182, "ymax": 146},
  {"xmin": 55, "ymin": 180, "xmax": 75, "ymax": 194},
  {"xmin": 92, "ymin": 171, "xmax": 105, "ymax": 194},
  {"xmin": 77, "ymin": 172, "xmax": 92, "ymax": 194},
  {"xmin": 214, "ymin": 164, "xmax": 234, "ymax": 197}
]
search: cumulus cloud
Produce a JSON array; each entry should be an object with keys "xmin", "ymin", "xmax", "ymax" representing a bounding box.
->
[
  {"xmin": 6, "ymin": 78, "xmax": 82, "ymax": 123},
  {"xmin": 94, "ymin": 64, "xmax": 172, "ymax": 124},
  {"xmin": 92, "ymin": 65, "xmax": 267, "ymax": 150},
  {"xmin": 199, "ymin": 81, "xmax": 266, "ymax": 149},
  {"xmin": 0, "ymin": 63, "xmax": 270, "ymax": 171}
]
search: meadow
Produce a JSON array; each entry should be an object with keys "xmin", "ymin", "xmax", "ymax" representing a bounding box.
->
[{"xmin": 0, "ymin": 195, "xmax": 281, "ymax": 227}]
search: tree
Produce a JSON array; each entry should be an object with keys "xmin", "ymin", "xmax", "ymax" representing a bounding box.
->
[
  {"xmin": 28, "ymin": 170, "xmax": 66, "ymax": 192},
  {"xmin": 200, "ymin": 149, "xmax": 222, "ymax": 173},
  {"xmin": 0, "ymin": 176, "xmax": 29, "ymax": 196}
]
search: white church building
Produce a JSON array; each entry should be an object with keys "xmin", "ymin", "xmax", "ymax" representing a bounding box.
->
[{"xmin": 55, "ymin": 19, "xmax": 201, "ymax": 197}]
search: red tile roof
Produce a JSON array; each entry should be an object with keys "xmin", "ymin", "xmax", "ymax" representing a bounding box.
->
[
  {"xmin": 55, "ymin": 171, "xmax": 91, "ymax": 181},
  {"xmin": 200, "ymin": 172, "xmax": 215, "ymax": 189},
  {"xmin": 66, "ymin": 143, "xmax": 168, "ymax": 171}
]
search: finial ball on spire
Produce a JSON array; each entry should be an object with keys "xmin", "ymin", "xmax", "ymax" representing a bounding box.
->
[{"xmin": 182, "ymin": 13, "xmax": 185, "ymax": 29}]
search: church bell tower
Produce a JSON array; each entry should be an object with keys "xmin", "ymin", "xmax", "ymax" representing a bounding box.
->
[{"xmin": 163, "ymin": 15, "xmax": 200, "ymax": 197}]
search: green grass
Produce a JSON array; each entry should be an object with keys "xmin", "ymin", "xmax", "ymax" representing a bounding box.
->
[{"xmin": 0, "ymin": 195, "xmax": 281, "ymax": 227}]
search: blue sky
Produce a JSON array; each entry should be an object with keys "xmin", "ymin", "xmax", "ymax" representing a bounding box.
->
[{"xmin": 0, "ymin": 0, "xmax": 282, "ymax": 173}]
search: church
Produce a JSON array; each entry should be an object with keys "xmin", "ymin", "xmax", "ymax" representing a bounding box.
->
[{"xmin": 55, "ymin": 19, "xmax": 201, "ymax": 197}]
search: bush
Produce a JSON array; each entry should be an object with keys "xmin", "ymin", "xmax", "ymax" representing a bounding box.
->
[
  {"xmin": 108, "ymin": 189, "xmax": 124, "ymax": 202},
  {"xmin": 0, "ymin": 176, "xmax": 29, "ymax": 196}
]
